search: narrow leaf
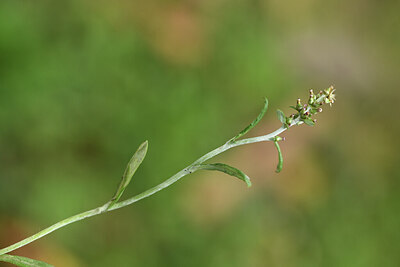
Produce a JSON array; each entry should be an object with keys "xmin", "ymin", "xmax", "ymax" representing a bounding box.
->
[
  {"xmin": 197, "ymin": 163, "xmax": 252, "ymax": 187},
  {"xmin": 303, "ymin": 118, "xmax": 315, "ymax": 126},
  {"xmin": 111, "ymin": 140, "xmax": 148, "ymax": 204},
  {"xmin": 231, "ymin": 98, "xmax": 268, "ymax": 142},
  {"xmin": 0, "ymin": 254, "xmax": 53, "ymax": 267},
  {"xmin": 274, "ymin": 140, "xmax": 284, "ymax": 173},
  {"xmin": 276, "ymin": 109, "xmax": 286, "ymax": 124}
]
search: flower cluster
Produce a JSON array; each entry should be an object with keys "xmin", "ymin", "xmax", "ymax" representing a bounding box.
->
[{"xmin": 284, "ymin": 86, "xmax": 336, "ymax": 127}]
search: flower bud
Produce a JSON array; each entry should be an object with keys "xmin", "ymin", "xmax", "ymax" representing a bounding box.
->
[
  {"xmin": 295, "ymin": 100, "xmax": 303, "ymax": 111},
  {"xmin": 286, "ymin": 117, "xmax": 293, "ymax": 126}
]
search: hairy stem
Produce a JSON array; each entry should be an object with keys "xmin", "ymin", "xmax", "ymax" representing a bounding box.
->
[{"xmin": 0, "ymin": 124, "xmax": 289, "ymax": 256}]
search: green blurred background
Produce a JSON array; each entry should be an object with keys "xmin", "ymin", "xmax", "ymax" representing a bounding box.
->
[{"xmin": 1, "ymin": 0, "xmax": 399, "ymax": 266}]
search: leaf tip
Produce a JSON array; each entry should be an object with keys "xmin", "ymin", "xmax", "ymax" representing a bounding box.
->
[
  {"xmin": 276, "ymin": 109, "xmax": 286, "ymax": 124},
  {"xmin": 263, "ymin": 97, "xmax": 269, "ymax": 106},
  {"xmin": 140, "ymin": 140, "xmax": 149, "ymax": 150},
  {"xmin": 108, "ymin": 140, "xmax": 149, "ymax": 207},
  {"xmin": 245, "ymin": 178, "xmax": 252, "ymax": 187},
  {"xmin": 273, "ymin": 138, "xmax": 284, "ymax": 173}
]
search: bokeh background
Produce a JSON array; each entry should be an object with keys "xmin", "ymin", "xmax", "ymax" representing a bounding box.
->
[{"xmin": 1, "ymin": 0, "xmax": 399, "ymax": 266}]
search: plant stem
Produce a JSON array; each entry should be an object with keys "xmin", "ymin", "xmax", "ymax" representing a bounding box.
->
[{"xmin": 0, "ymin": 124, "xmax": 290, "ymax": 256}]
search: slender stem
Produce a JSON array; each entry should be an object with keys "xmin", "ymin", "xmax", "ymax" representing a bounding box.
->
[{"xmin": 0, "ymin": 124, "xmax": 290, "ymax": 256}]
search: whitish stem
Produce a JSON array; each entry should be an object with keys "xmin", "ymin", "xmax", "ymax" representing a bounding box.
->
[{"xmin": 0, "ymin": 124, "xmax": 292, "ymax": 256}]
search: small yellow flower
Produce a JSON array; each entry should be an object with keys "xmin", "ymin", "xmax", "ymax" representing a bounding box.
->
[{"xmin": 323, "ymin": 86, "xmax": 336, "ymax": 106}]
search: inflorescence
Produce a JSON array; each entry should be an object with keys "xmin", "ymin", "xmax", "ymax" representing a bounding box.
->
[{"xmin": 284, "ymin": 86, "xmax": 336, "ymax": 128}]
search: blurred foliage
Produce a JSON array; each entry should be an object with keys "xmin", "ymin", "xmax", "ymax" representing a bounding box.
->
[{"xmin": 0, "ymin": 0, "xmax": 399, "ymax": 266}]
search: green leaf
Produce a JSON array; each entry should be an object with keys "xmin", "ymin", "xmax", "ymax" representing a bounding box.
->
[
  {"xmin": 197, "ymin": 163, "xmax": 252, "ymax": 187},
  {"xmin": 303, "ymin": 118, "xmax": 315, "ymax": 126},
  {"xmin": 231, "ymin": 98, "xmax": 268, "ymax": 142},
  {"xmin": 0, "ymin": 254, "xmax": 53, "ymax": 267},
  {"xmin": 276, "ymin": 109, "xmax": 286, "ymax": 124},
  {"xmin": 110, "ymin": 140, "xmax": 148, "ymax": 205},
  {"xmin": 274, "ymin": 140, "xmax": 283, "ymax": 173}
]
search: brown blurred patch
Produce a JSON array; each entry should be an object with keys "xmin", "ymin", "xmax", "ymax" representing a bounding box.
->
[
  {"xmin": 269, "ymin": 151, "xmax": 329, "ymax": 209},
  {"xmin": 147, "ymin": 5, "xmax": 207, "ymax": 65},
  {"xmin": 179, "ymin": 171, "xmax": 251, "ymax": 227},
  {"xmin": 236, "ymin": 120, "xmax": 330, "ymax": 209},
  {"xmin": 87, "ymin": 1, "xmax": 209, "ymax": 66},
  {"xmin": 282, "ymin": 31, "xmax": 377, "ymax": 88},
  {"xmin": 0, "ymin": 217, "xmax": 83, "ymax": 267}
]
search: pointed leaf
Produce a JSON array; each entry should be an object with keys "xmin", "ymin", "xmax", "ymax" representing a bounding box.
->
[
  {"xmin": 0, "ymin": 254, "xmax": 53, "ymax": 267},
  {"xmin": 274, "ymin": 140, "xmax": 283, "ymax": 173},
  {"xmin": 303, "ymin": 118, "xmax": 315, "ymax": 126},
  {"xmin": 110, "ymin": 140, "xmax": 148, "ymax": 204},
  {"xmin": 231, "ymin": 98, "xmax": 268, "ymax": 142},
  {"xmin": 197, "ymin": 163, "xmax": 252, "ymax": 187},
  {"xmin": 276, "ymin": 109, "xmax": 286, "ymax": 124}
]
